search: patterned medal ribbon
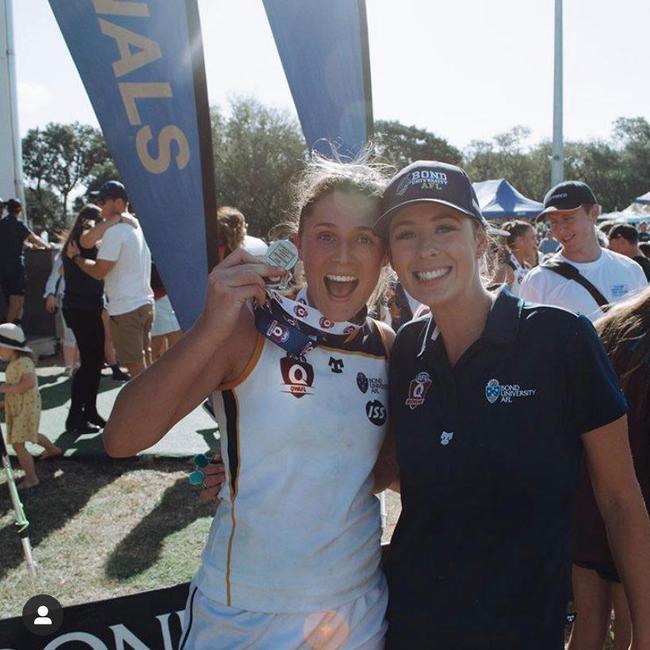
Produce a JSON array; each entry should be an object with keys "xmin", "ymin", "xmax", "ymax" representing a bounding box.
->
[{"xmin": 254, "ymin": 287, "xmax": 366, "ymax": 358}]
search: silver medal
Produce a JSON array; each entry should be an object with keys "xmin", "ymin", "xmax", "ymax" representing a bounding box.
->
[{"xmin": 264, "ymin": 239, "xmax": 299, "ymax": 290}]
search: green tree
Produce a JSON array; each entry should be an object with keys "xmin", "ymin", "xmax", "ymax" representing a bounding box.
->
[
  {"xmin": 212, "ymin": 97, "xmax": 307, "ymax": 238},
  {"xmin": 22, "ymin": 122, "xmax": 110, "ymax": 226},
  {"xmin": 374, "ymin": 120, "xmax": 462, "ymax": 169}
]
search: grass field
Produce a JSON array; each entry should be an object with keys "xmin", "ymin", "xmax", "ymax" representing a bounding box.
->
[{"xmin": 0, "ymin": 456, "xmax": 401, "ymax": 621}]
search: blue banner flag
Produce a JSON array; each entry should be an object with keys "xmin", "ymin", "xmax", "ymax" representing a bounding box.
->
[
  {"xmin": 49, "ymin": 0, "xmax": 217, "ymax": 330},
  {"xmin": 263, "ymin": 0, "xmax": 373, "ymax": 158}
]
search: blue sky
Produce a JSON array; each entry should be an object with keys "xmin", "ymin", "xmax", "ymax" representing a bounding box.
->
[{"xmin": 14, "ymin": 0, "xmax": 650, "ymax": 149}]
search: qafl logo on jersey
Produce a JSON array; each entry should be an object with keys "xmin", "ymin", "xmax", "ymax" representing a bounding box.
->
[
  {"xmin": 294, "ymin": 304, "xmax": 309, "ymax": 319},
  {"xmin": 485, "ymin": 378, "xmax": 501, "ymax": 404},
  {"xmin": 365, "ymin": 400, "xmax": 387, "ymax": 426},
  {"xmin": 280, "ymin": 357, "xmax": 314, "ymax": 398},
  {"xmin": 405, "ymin": 371, "xmax": 432, "ymax": 410},
  {"xmin": 319, "ymin": 316, "xmax": 334, "ymax": 329},
  {"xmin": 266, "ymin": 320, "xmax": 290, "ymax": 345}
]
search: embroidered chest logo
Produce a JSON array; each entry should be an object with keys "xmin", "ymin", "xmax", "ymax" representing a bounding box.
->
[
  {"xmin": 485, "ymin": 378, "xmax": 536, "ymax": 404},
  {"xmin": 328, "ymin": 357, "xmax": 344, "ymax": 373},
  {"xmin": 405, "ymin": 371, "xmax": 432, "ymax": 410},
  {"xmin": 440, "ymin": 431, "xmax": 454, "ymax": 446},
  {"xmin": 280, "ymin": 357, "xmax": 314, "ymax": 398}
]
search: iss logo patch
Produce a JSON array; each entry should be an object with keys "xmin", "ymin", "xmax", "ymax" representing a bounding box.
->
[
  {"xmin": 357, "ymin": 372, "xmax": 369, "ymax": 393},
  {"xmin": 366, "ymin": 400, "xmax": 387, "ymax": 426},
  {"xmin": 280, "ymin": 357, "xmax": 314, "ymax": 398},
  {"xmin": 405, "ymin": 371, "xmax": 432, "ymax": 410}
]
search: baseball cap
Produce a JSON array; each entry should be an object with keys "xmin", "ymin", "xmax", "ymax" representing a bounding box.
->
[
  {"xmin": 608, "ymin": 223, "xmax": 639, "ymax": 244},
  {"xmin": 373, "ymin": 161, "xmax": 487, "ymax": 238},
  {"xmin": 89, "ymin": 180, "xmax": 128, "ymax": 203},
  {"xmin": 536, "ymin": 181, "xmax": 597, "ymax": 222}
]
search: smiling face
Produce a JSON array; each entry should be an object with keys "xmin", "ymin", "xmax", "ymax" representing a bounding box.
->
[
  {"xmin": 546, "ymin": 204, "xmax": 599, "ymax": 260},
  {"xmin": 388, "ymin": 202, "xmax": 486, "ymax": 310},
  {"xmin": 295, "ymin": 189, "xmax": 386, "ymax": 322}
]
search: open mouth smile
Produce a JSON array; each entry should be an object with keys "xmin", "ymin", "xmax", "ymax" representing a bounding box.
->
[{"xmin": 324, "ymin": 274, "xmax": 359, "ymax": 299}]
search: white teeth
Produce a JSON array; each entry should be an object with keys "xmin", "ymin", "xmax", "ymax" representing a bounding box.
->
[
  {"xmin": 326, "ymin": 275, "xmax": 357, "ymax": 282},
  {"xmin": 416, "ymin": 268, "xmax": 449, "ymax": 280}
]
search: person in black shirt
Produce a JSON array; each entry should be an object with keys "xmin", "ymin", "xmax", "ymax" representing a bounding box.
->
[
  {"xmin": 0, "ymin": 199, "xmax": 51, "ymax": 323},
  {"xmin": 608, "ymin": 222, "xmax": 650, "ymax": 282},
  {"xmin": 372, "ymin": 161, "xmax": 650, "ymax": 649},
  {"xmin": 60, "ymin": 204, "xmax": 112, "ymax": 433}
]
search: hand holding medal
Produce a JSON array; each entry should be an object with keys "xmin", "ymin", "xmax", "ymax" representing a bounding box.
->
[{"xmin": 262, "ymin": 240, "xmax": 299, "ymax": 291}]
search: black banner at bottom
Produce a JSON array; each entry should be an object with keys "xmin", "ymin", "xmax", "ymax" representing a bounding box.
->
[{"xmin": 0, "ymin": 581, "xmax": 189, "ymax": 649}]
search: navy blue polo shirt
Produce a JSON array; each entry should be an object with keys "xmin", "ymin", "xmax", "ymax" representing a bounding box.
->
[{"xmin": 385, "ymin": 288, "xmax": 627, "ymax": 650}]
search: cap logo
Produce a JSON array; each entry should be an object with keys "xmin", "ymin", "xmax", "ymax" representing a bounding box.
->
[
  {"xmin": 396, "ymin": 170, "xmax": 448, "ymax": 196},
  {"xmin": 550, "ymin": 192, "xmax": 568, "ymax": 201}
]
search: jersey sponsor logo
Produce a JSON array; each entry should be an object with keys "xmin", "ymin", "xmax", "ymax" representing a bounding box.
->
[
  {"xmin": 405, "ymin": 371, "xmax": 432, "ymax": 409},
  {"xmin": 294, "ymin": 304, "xmax": 309, "ymax": 318},
  {"xmin": 611, "ymin": 284, "xmax": 628, "ymax": 299},
  {"xmin": 440, "ymin": 431, "xmax": 454, "ymax": 446},
  {"xmin": 280, "ymin": 357, "xmax": 314, "ymax": 398},
  {"xmin": 365, "ymin": 400, "xmax": 387, "ymax": 426},
  {"xmin": 356, "ymin": 372, "xmax": 387, "ymax": 395},
  {"xmin": 485, "ymin": 378, "xmax": 536, "ymax": 404},
  {"xmin": 328, "ymin": 357, "xmax": 344, "ymax": 373},
  {"xmin": 357, "ymin": 372, "xmax": 369, "ymax": 393},
  {"xmin": 319, "ymin": 316, "xmax": 334, "ymax": 329},
  {"xmin": 266, "ymin": 320, "xmax": 290, "ymax": 345}
]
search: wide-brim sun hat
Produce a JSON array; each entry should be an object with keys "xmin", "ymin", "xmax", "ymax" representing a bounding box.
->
[{"xmin": 0, "ymin": 323, "xmax": 33, "ymax": 353}]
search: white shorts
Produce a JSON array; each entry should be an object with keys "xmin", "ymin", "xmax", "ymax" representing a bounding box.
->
[
  {"xmin": 151, "ymin": 295, "xmax": 180, "ymax": 336},
  {"xmin": 180, "ymin": 579, "xmax": 387, "ymax": 650}
]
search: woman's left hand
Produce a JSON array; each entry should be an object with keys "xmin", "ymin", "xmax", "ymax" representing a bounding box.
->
[{"xmin": 199, "ymin": 454, "xmax": 226, "ymax": 504}]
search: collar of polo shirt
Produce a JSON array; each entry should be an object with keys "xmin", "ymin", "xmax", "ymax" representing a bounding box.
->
[{"xmin": 416, "ymin": 287, "xmax": 524, "ymax": 358}]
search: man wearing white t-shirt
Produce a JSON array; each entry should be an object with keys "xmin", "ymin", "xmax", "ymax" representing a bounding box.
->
[
  {"xmin": 69, "ymin": 181, "xmax": 154, "ymax": 377},
  {"xmin": 520, "ymin": 181, "xmax": 647, "ymax": 322}
]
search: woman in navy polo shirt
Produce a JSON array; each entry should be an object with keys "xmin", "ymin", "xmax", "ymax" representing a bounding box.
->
[{"xmin": 373, "ymin": 161, "xmax": 650, "ymax": 649}]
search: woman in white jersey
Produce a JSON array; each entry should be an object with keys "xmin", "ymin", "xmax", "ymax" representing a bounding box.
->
[{"xmin": 104, "ymin": 158, "xmax": 395, "ymax": 649}]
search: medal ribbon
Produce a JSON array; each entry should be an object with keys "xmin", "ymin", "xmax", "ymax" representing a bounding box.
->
[{"xmin": 254, "ymin": 287, "xmax": 366, "ymax": 358}]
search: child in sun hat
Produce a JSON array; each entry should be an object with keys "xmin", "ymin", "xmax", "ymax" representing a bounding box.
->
[{"xmin": 0, "ymin": 323, "xmax": 61, "ymax": 488}]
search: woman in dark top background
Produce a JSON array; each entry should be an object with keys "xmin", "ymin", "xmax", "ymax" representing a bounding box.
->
[
  {"xmin": 570, "ymin": 286, "xmax": 650, "ymax": 650},
  {"xmin": 61, "ymin": 204, "xmax": 112, "ymax": 433}
]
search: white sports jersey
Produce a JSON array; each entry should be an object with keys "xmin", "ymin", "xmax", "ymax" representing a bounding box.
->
[
  {"xmin": 194, "ymin": 321, "xmax": 390, "ymax": 613},
  {"xmin": 520, "ymin": 248, "xmax": 647, "ymax": 321}
]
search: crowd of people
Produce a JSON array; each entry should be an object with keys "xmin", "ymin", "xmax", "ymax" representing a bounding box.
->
[{"xmin": 2, "ymin": 160, "xmax": 650, "ymax": 648}]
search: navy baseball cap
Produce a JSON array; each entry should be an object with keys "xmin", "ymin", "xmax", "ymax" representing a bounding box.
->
[
  {"xmin": 373, "ymin": 161, "xmax": 487, "ymax": 238},
  {"xmin": 536, "ymin": 181, "xmax": 597, "ymax": 222},
  {"xmin": 89, "ymin": 180, "xmax": 128, "ymax": 203}
]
